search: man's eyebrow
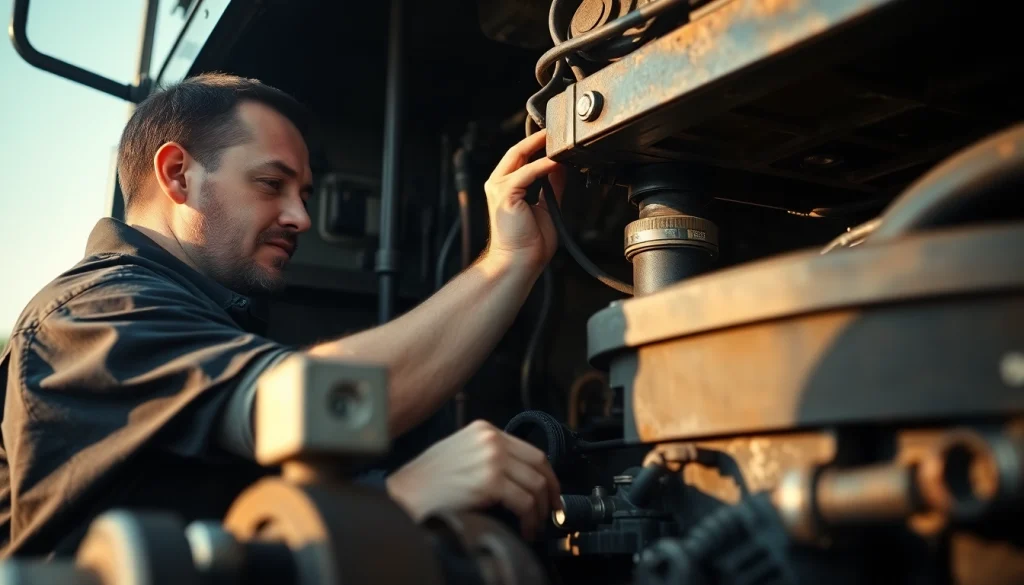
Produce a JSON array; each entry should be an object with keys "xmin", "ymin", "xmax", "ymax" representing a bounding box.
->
[
  {"xmin": 253, "ymin": 160, "xmax": 314, "ymax": 195},
  {"xmin": 254, "ymin": 159, "xmax": 298, "ymax": 177}
]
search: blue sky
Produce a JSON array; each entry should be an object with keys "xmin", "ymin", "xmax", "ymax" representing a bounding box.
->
[{"xmin": 0, "ymin": 0, "xmax": 196, "ymax": 336}]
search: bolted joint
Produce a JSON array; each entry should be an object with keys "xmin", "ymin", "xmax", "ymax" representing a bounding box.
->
[{"xmin": 576, "ymin": 91, "xmax": 603, "ymax": 122}]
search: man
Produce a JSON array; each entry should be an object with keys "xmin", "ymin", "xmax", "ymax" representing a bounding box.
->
[{"xmin": 0, "ymin": 73, "xmax": 565, "ymax": 558}]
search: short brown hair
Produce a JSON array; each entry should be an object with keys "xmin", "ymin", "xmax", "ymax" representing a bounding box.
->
[{"xmin": 116, "ymin": 72, "xmax": 309, "ymax": 212}]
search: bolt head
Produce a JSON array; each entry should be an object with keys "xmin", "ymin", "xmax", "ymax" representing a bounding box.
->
[{"xmin": 576, "ymin": 91, "xmax": 603, "ymax": 121}]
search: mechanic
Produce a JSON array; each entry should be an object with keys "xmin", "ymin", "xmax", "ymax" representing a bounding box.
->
[{"xmin": 0, "ymin": 73, "xmax": 565, "ymax": 558}]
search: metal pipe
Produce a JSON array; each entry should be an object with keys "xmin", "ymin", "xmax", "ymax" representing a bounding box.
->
[
  {"xmin": 815, "ymin": 463, "xmax": 920, "ymax": 525},
  {"xmin": 134, "ymin": 0, "xmax": 159, "ymax": 95},
  {"xmin": 9, "ymin": 0, "xmax": 142, "ymax": 102},
  {"xmin": 375, "ymin": 0, "xmax": 405, "ymax": 324},
  {"xmin": 457, "ymin": 190, "xmax": 472, "ymax": 269},
  {"xmin": 155, "ymin": 0, "xmax": 204, "ymax": 86}
]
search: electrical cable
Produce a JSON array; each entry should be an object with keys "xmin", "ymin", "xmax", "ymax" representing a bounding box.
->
[
  {"xmin": 535, "ymin": 0, "xmax": 689, "ymax": 86},
  {"xmin": 527, "ymin": 59, "xmax": 570, "ymax": 129},
  {"xmin": 541, "ymin": 176, "xmax": 634, "ymax": 295},
  {"xmin": 520, "ymin": 266, "xmax": 554, "ymax": 410},
  {"xmin": 525, "ymin": 106, "xmax": 634, "ymax": 296},
  {"xmin": 548, "ymin": 0, "xmax": 587, "ymax": 80}
]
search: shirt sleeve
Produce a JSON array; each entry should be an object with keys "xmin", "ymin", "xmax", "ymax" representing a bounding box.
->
[{"xmin": 215, "ymin": 350, "xmax": 291, "ymax": 459}]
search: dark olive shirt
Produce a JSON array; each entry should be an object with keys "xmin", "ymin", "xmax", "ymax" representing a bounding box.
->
[{"xmin": 0, "ymin": 218, "xmax": 298, "ymax": 558}]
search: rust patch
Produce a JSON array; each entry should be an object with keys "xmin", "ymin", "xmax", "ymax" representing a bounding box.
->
[
  {"xmin": 684, "ymin": 463, "xmax": 743, "ymax": 504},
  {"xmin": 631, "ymin": 310, "xmax": 855, "ymax": 442},
  {"xmin": 750, "ymin": 0, "xmax": 805, "ymax": 18}
]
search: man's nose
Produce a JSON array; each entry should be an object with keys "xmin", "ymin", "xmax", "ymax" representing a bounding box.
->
[{"xmin": 280, "ymin": 195, "xmax": 312, "ymax": 233}]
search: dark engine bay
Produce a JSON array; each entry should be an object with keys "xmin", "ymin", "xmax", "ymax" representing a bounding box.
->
[{"xmin": 3, "ymin": 0, "xmax": 1023, "ymax": 583}]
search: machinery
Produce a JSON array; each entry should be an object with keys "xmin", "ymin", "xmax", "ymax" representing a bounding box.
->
[{"xmin": 6, "ymin": 0, "xmax": 1024, "ymax": 583}]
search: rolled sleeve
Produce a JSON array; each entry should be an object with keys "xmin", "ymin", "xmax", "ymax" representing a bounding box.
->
[{"xmin": 215, "ymin": 349, "xmax": 292, "ymax": 460}]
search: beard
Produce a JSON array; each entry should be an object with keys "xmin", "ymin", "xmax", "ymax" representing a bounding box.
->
[{"xmin": 184, "ymin": 181, "xmax": 298, "ymax": 297}]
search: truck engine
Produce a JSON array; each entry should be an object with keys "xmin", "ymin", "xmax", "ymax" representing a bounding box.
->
[{"xmin": 4, "ymin": 0, "xmax": 1023, "ymax": 583}]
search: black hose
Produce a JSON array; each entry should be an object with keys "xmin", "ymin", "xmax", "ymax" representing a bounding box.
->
[
  {"xmin": 505, "ymin": 410, "xmax": 578, "ymax": 473},
  {"xmin": 526, "ymin": 59, "xmax": 571, "ymax": 129},
  {"xmin": 636, "ymin": 493, "xmax": 795, "ymax": 585},
  {"xmin": 520, "ymin": 267, "xmax": 554, "ymax": 410},
  {"xmin": 541, "ymin": 176, "xmax": 634, "ymax": 295},
  {"xmin": 535, "ymin": 0, "xmax": 689, "ymax": 86},
  {"xmin": 435, "ymin": 219, "xmax": 461, "ymax": 290}
]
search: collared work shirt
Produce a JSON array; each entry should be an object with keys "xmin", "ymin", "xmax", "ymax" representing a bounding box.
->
[{"xmin": 0, "ymin": 218, "xmax": 295, "ymax": 557}]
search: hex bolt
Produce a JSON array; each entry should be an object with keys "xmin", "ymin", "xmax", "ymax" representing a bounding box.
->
[{"xmin": 576, "ymin": 91, "xmax": 603, "ymax": 122}]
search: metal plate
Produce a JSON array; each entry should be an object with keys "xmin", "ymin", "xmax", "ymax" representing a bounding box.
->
[
  {"xmin": 589, "ymin": 222, "xmax": 1024, "ymax": 365},
  {"xmin": 545, "ymin": 0, "xmax": 1022, "ymax": 197},
  {"xmin": 586, "ymin": 223, "xmax": 1024, "ymax": 441}
]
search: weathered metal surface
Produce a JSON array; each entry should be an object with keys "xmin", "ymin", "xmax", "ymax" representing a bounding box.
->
[
  {"xmin": 654, "ymin": 432, "xmax": 837, "ymax": 506},
  {"xmin": 225, "ymin": 479, "xmax": 445, "ymax": 585},
  {"xmin": 423, "ymin": 511, "xmax": 550, "ymax": 585},
  {"xmin": 545, "ymin": 0, "xmax": 910, "ymax": 163},
  {"xmin": 629, "ymin": 293, "xmax": 1024, "ymax": 441},
  {"xmin": 588, "ymin": 222, "xmax": 1024, "ymax": 365}
]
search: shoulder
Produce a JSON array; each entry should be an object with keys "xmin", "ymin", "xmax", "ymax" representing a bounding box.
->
[{"xmin": 10, "ymin": 254, "xmax": 199, "ymax": 336}]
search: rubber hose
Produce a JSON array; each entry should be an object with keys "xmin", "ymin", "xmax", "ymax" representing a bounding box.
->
[
  {"xmin": 505, "ymin": 410, "xmax": 578, "ymax": 472},
  {"xmin": 520, "ymin": 267, "xmax": 554, "ymax": 410},
  {"xmin": 535, "ymin": 0, "xmax": 689, "ymax": 85}
]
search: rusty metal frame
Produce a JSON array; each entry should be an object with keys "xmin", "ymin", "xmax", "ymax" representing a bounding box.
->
[{"xmin": 544, "ymin": 0, "xmax": 924, "ymax": 188}]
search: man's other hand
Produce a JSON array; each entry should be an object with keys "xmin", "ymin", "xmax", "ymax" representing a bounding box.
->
[
  {"xmin": 386, "ymin": 419, "xmax": 562, "ymax": 541},
  {"xmin": 482, "ymin": 130, "xmax": 566, "ymax": 275}
]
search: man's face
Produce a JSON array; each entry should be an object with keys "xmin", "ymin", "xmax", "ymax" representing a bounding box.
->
[{"xmin": 183, "ymin": 101, "xmax": 313, "ymax": 295}]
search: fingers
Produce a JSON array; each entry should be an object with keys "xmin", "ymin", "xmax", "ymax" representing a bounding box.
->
[
  {"xmin": 493, "ymin": 155, "xmax": 565, "ymax": 196},
  {"xmin": 490, "ymin": 130, "xmax": 548, "ymax": 180},
  {"xmin": 501, "ymin": 480, "xmax": 539, "ymax": 540},
  {"xmin": 504, "ymin": 457, "xmax": 552, "ymax": 529},
  {"xmin": 503, "ymin": 434, "xmax": 562, "ymax": 512}
]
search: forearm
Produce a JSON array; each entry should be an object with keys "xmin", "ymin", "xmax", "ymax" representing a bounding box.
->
[{"xmin": 307, "ymin": 253, "xmax": 539, "ymax": 437}]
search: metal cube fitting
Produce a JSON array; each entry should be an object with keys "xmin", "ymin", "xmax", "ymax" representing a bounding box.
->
[{"xmin": 255, "ymin": 354, "xmax": 389, "ymax": 465}]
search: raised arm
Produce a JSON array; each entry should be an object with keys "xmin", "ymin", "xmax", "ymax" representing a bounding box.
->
[{"xmin": 306, "ymin": 130, "xmax": 564, "ymax": 437}]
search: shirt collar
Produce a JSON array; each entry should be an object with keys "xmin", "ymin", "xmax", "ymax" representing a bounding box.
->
[{"xmin": 84, "ymin": 218, "xmax": 266, "ymax": 328}]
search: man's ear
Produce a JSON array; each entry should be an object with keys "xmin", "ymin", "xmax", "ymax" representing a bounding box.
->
[{"xmin": 153, "ymin": 142, "xmax": 193, "ymax": 205}]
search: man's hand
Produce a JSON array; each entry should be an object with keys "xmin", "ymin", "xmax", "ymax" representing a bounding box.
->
[
  {"xmin": 386, "ymin": 420, "xmax": 562, "ymax": 541},
  {"xmin": 482, "ymin": 130, "xmax": 566, "ymax": 275}
]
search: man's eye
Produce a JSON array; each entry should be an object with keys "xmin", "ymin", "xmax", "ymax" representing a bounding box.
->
[{"xmin": 259, "ymin": 178, "xmax": 282, "ymax": 191}]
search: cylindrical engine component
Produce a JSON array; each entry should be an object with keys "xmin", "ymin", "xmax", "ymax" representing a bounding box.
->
[
  {"xmin": 625, "ymin": 214, "xmax": 718, "ymax": 295},
  {"xmin": 553, "ymin": 491, "xmax": 618, "ymax": 531},
  {"xmin": 915, "ymin": 429, "xmax": 1006, "ymax": 521},
  {"xmin": 816, "ymin": 463, "xmax": 919, "ymax": 525},
  {"xmin": 224, "ymin": 478, "xmax": 445, "ymax": 585},
  {"xmin": 422, "ymin": 510, "xmax": 550, "ymax": 585},
  {"xmin": 0, "ymin": 511, "xmax": 202, "ymax": 585},
  {"xmin": 185, "ymin": 521, "xmax": 297, "ymax": 585},
  {"xmin": 624, "ymin": 165, "xmax": 718, "ymax": 296},
  {"xmin": 774, "ymin": 429, "xmax": 1024, "ymax": 543},
  {"xmin": 0, "ymin": 563, "xmax": 98, "ymax": 585}
]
